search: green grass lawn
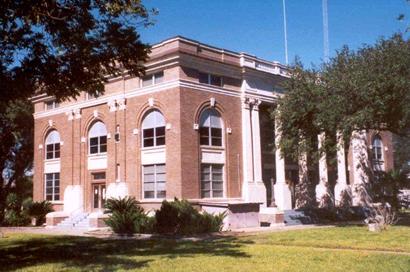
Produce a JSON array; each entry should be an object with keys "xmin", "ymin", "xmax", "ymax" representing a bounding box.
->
[{"xmin": 1, "ymin": 226, "xmax": 409, "ymax": 272}]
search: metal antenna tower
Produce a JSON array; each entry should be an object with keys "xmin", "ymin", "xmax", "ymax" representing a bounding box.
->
[
  {"xmin": 282, "ymin": 0, "xmax": 289, "ymax": 65},
  {"xmin": 322, "ymin": 0, "xmax": 330, "ymax": 62}
]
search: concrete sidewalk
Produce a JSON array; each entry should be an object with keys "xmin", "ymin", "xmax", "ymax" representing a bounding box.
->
[{"xmin": 1, "ymin": 224, "xmax": 334, "ymax": 239}]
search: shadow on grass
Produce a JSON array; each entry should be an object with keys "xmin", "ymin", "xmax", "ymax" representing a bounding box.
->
[{"xmin": 0, "ymin": 235, "xmax": 252, "ymax": 271}]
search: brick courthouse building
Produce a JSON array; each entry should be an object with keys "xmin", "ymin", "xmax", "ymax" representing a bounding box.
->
[{"xmin": 31, "ymin": 37, "xmax": 394, "ymax": 228}]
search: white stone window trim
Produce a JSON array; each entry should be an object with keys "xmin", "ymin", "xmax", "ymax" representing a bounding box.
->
[
  {"xmin": 88, "ymin": 121, "xmax": 108, "ymax": 155},
  {"xmin": 199, "ymin": 108, "xmax": 224, "ymax": 147},
  {"xmin": 141, "ymin": 110, "xmax": 166, "ymax": 148},
  {"xmin": 45, "ymin": 130, "xmax": 61, "ymax": 160}
]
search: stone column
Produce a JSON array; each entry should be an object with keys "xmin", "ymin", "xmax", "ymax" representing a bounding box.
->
[
  {"xmin": 250, "ymin": 98, "xmax": 266, "ymax": 206},
  {"xmin": 351, "ymin": 130, "xmax": 370, "ymax": 206},
  {"xmin": 251, "ymin": 99, "xmax": 263, "ymax": 183},
  {"xmin": 241, "ymin": 97, "xmax": 254, "ymax": 202},
  {"xmin": 335, "ymin": 131, "xmax": 350, "ymax": 205},
  {"xmin": 315, "ymin": 132, "xmax": 329, "ymax": 205},
  {"xmin": 274, "ymin": 115, "xmax": 292, "ymax": 210}
]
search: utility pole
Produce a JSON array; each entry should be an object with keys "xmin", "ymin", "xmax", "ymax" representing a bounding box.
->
[
  {"xmin": 322, "ymin": 0, "xmax": 330, "ymax": 62},
  {"xmin": 282, "ymin": 0, "xmax": 289, "ymax": 65}
]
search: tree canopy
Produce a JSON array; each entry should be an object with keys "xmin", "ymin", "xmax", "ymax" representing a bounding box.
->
[
  {"xmin": 0, "ymin": 0, "xmax": 156, "ymax": 224},
  {"xmin": 1, "ymin": 0, "xmax": 157, "ymax": 102},
  {"xmin": 276, "ymin": 34, "xmax": 410, "ymax": 161}
]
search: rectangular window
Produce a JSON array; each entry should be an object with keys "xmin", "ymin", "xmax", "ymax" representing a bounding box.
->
[
  {"xmin": 45, "ymin": 100, "xmax": 59, "ymax": 110},
  {"xmin": 143, "ymin": 164, "xmax": 166, "ymax": 199},
  {"xmin": 201, "ymin": 164, "xmax": 223, "ymax": 198},
  {"xmin": 198, "ymin": 72, "xmax": 223, "ymax": 87},
  {"xmin": 142, "ymin": 71, "xmax": 164, "ymax": 87},
  {"xmin": 92, "ymin": 172, "xmax": 106, "ymax": 180},
  {"xmin": 45, "ymin": 173, "xmax": 60, "ymax": 201},
  {"xmin": 86, "ymin": 92, "xmax": 101, "ymax": 100}
]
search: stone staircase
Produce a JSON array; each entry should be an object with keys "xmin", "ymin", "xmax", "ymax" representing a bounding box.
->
[
  {"xmin": 284, "ymin": 210, "xmax": 313, "ymax": 225},
  {"xmin": 56, "ymin": 212, "xmax": 90, "ymax": 229}
]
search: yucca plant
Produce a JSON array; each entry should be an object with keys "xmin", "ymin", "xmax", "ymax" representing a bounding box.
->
[
  {"xmin": 104, "ymin": 197, "xmax": 148, "ymax": 235},
  {"xmin": 27, "ymin": 200, "xmax": 54, "ymax": 226}
]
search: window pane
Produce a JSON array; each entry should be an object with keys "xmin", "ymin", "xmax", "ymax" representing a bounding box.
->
[
  {"xmin": 144, "ymin": 191, "xmax": 155, "ymax": 198},
  {"xmin": 157, "ymin": 181, "xmax": 166, "ymax": 191},
  {"xmin": 200, "ymin": 136, "xmax": 209, "ymax": 146},
  {"xmin": 46, "ymin": 195, "xmax": 52, "ymax": 201},
  {"xmin": 144, "ymin": 165, "xmax": 155, "ymax": 173},
  {"xmin": 90, "ymin": 137, "xmax": 98, "ymax": 146},
  {"xmin": 144, "ymin": 128, "xmax": 154, "ymax": 138},
  {"xmin": 54, "ymin": 150, "xmax": 60, "ymax": 159},
  {"xmin": 198, "ymin": 72, "xmax": 209, "ymax": 84},
  {"xmin": 201, "ymin": 181, "xmax": 211, "ymax": 190},
  {"xmin": 213, "ymin": 190, "xmax": 223, "ymax": 198},
  {"xmin": 90, "ymin": 146, "xmax": 98, "ymax": 154},
  {"xmin": 144, "ymin": 182, "xmax": 155, "ymax": 191},
  {"xmin": 201, "ymin": 190, "xmax": 210, "ymax": 198},
  {"xmin": 156, "ymin": 164, "xmax": 166, "ymax": 173},
  {"xmin": 46, "ymin": 151, "xmax": 54, "ymax": 160},
  {"xmin": 212, "ymin": 137, "xmax": 222, "ymax": 146},
  {"xmin": 156, "ymin": 126, "xmax": 165, "ymax": 137},
  {"xmin": 93, "ymin": 172, "xmax": 106, "ymax": 180},
  {"xmin": 100, "ymin": 143, "xmax": 107, "ymax": 153},
  {"xmin": 213, "ymin": 182, "xmax": 223, "ymax": 190},
  {"xmin": 142, "ymin": 75, "xmax": 153, "ymax": 87},
  {"xmin": 54, "ymin": 194, "xmax": 60, "ymax": 201},
  {"xmin": 156, "ymin": 190, "xmax": 166, "ymax": 198},
  {"xmin": 46, "ymin": 144, "xmax": 53, "ymax": 152},
  {"xmin": 54, "ymin": 143, "xmax": 60, "ymax": 152},
  {"xmin": 156, "ymin": 137, "xmax": 165, "ymax": 146},
  {"xmin": 211, "ymin": 128, "xmax": 222, "ymax": 137},
  {"xmin": 100, "ymin": 136, "xmax": 107, "ymax": 145},
  {"xmin": 144, "ymin": 138, "xmax": 154, "ymax": 147},
  {"xmin": 144, "ymin": 174, "xmax": 155, "ymax": 182},
  {"xmin": 210, "ymin": 75, "xmax": 222, "ymax": 86},
  {"xmin": 154, "ymin": 72, "xmax": 164, "ymax": 84}
]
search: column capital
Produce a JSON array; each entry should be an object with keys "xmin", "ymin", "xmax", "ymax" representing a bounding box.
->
[{"xmin": 241, "ymin": 96, "xmax": 261, "ymax": 110}]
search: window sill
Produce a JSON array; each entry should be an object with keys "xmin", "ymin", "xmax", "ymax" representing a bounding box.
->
[
  {"xmin": 88, "ymin": 153, "xmax": 107, "ymax": 158},
  {"xmin": 200, "ymin": 145, "xmax": 224, "ymax": 150},
  {"xmin": 141, "ymin": 146, "xmax": 165, "ymax": 151},
  {"xmin": 44, "ymin": 158, "xmax": 61, "ymax": 162},
  {"xmin": 50, "ymin": 201, "xmax": 63, "ymax": 205}
]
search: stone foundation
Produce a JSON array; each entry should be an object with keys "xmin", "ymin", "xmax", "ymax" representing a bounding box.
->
[{"xmin": 46, "ymin": 212, "xmax": 69, "ymax": 226}]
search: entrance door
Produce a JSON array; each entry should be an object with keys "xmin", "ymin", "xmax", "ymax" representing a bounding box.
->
[{"xmin": 93, "ymin": 184, "xmax": 106, "ymax": 210}]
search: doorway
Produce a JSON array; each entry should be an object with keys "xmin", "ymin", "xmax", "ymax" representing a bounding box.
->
[{"xmin": 92, "ymin": 184, "xmax": 106, "ymax": 210}]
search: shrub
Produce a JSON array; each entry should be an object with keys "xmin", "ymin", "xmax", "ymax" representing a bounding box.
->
[
  {"xmin": 155, "ymin": 198, "xmax": 225, "ymax": 235},
  {"xmin": 4, "ymin": 210, "xmax": 30, "ymax": 226},
  {"xmin": 3, "ymin": 193, "xmax": 31, "ymax": 226},
  {"xmin": 104, "ymin": 197, "xmax": 149, "ymax": 235},
  {"xmin": 27, "ymin": 200, "xmax": 54, "ymax": 226}
]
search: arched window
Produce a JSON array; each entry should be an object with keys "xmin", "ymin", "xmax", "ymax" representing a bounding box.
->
[
  {"xmin": 199, "ymin": 109, "xmax": 222, "ymax": 146},
  {"xmin": 142, "ymin": 110, "xmax": 165, "ymax": 147},
  {"xmin": 372, "ymin": 135, "xmax": 383, "ymax": 161},
  {"xmin": 45, "ymin": 130, "xmax": 60, "ymax": 160},
  {"xmin": 89, "ymin": 121, "xmax": 107, "ymax": 154}
]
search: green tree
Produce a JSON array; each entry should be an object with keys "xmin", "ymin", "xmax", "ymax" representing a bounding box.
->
[
  {"xmin": 0, "ymin": 0, "xmax": 156, "ymax": 223},
  {"xmin": 276, "ymin": 34, "xmax": 410, "ymax": 161}
]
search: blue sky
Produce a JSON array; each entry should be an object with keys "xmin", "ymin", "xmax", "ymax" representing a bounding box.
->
[{"xmin": 140, "ymin": 0, "xmax": 409, "ymax": 67}]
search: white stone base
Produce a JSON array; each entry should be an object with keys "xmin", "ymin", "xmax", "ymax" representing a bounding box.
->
[
  {"xmin": 245, "ymin": 182, "xmax": 267, "ymax": 207},
  {"xmin": 315, "ymin": 183, "xmax": 328, "ymax": 203},
  {"xmin": 274, "ymin": 183, "xmax": 292, "ymax": 210},
  {"xmin": 334, "ymin": 183, "xmax": 351, "ymax": 206},
  {"xmin": 106, "ymin": 182, "xmax": 129, "ymax": 199},
  {"xmin": 63, "ymin": 185, "xmax": 83, "ymax": 213}
]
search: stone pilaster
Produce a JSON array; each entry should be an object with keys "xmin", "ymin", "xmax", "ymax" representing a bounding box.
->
[
  {"xmin": 273, "ymin": 115, "xmax": 292, "ymax": 210},
  {"xmin": 316, "ymin": 132, "xmax": 329, "ymax": 205},
  {"xmin": 335, "ymin": 131, "xmax": 350, "ymax": 206}
]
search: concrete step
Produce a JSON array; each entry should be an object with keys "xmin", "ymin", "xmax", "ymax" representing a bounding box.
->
[{"xmin": 284, "ymin": 210, "xmax": 313, "ymax": 225}]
